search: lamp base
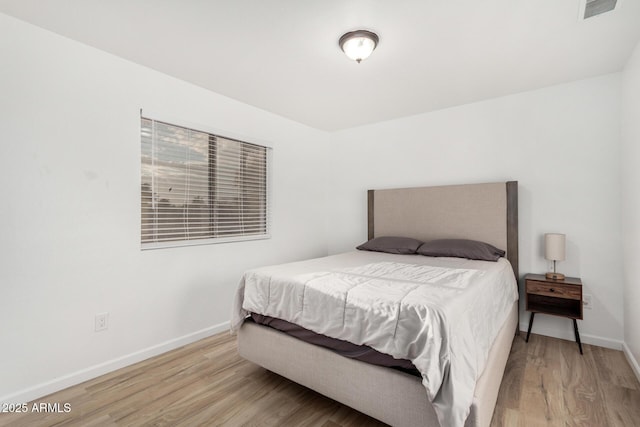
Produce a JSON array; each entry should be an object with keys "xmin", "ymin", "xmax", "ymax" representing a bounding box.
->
[{"xmin": 545, "ymin": 272, "xmax": 565, "ymax": 280}]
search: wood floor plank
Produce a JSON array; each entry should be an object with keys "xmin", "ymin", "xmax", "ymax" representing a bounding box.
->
[
  {"xmin": 520, "ymin": 334, "xmax": 565, "ymax": 424},
  {"xmin": 600, "ymin": 382, "xmax": 640, "ymax": 427},
  {"xmin": 591, "ymin": 345, "xmax": 640, "ymax": 391},
  {"xmin": 277, "ymin": 392, "xmax": 338, "ymax": 427},
  {"xmin": 1, "ymin": 332, "xmax": 639, "ymax": 427},
  {"xmin": 559, "ymin": 339, "xmax": 610, "ymax": 427},
  {"xmin": 492, "ymin": 333, "xmax": 640, "ymax": 427}
]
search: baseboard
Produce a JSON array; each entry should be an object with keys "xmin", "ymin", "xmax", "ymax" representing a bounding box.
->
[
  {"xmin": 0, "ymin": 321, "xmax": 230, "ymax": 405},
  {"xmin": 622, "ymin": 342, "xmax": 640, "ymax": 383},
  {"xmin": 519, "ymin": 321, "xmax": 623, "ymax": 350}
]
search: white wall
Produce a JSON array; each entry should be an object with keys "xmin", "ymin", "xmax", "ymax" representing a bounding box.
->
[
  {"xmin": 1, "ymin": 9, "xmax": 633, "ymax": 405},
  {"xmin": 327, "ymin": 74, "xmax": 623, "ymax": 348},
  {"xmin": 622, "ymin": 40, "xmax": 640, "ymax": 378},
  {"xmin": 0, "ymin": 14, "xmax": 327, "ymax": 402}
]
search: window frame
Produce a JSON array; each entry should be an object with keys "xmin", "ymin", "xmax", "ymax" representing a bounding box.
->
[{"xmin": 140, "ymin": 110, "xmax": 272, "ymax": 250}]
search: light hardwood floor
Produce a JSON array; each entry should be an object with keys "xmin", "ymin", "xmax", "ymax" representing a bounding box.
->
[{"xmin": 1, "ymin": 332, "xmax": 639, "ymax": 426}]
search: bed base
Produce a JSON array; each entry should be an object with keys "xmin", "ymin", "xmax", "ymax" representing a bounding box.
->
[{"xmin": 238, "ymin": 301, "xmax": 517, "ymax": 427}]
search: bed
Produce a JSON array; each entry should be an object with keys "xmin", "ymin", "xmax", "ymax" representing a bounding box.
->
[{"xmin": 231, "ymin": 181, "xmax": 519, "ymax": 427}]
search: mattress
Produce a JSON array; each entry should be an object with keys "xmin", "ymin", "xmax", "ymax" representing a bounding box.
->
[
  {"xmin": 249, "ymin": 313, "xmax": 420, "ymax": 376},
  {"xmin": 231, "ymin": 250, "xmax": 518, "ymax": 427}
]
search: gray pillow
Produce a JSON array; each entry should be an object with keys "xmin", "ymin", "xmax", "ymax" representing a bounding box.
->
[
  {"xmin": 357, "ymin": 236, "xmax": 423, "ymax": 255},
  {"xmin": 417, "ymin": 239, "xmax": 505, "ymax": 261}
]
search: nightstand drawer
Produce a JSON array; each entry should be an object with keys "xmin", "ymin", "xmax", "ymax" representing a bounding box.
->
[{"xmin": 526, "ymin": 281, "xmax": 581, "ymax": 300}]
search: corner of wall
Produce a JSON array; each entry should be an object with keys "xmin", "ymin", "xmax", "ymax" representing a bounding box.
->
[
  {"xmin": 623, "ymin": 343, "xmax": 640, "ymax": 383},
  {"xmin": 621, "ymin": 37, "xmax": 640, "ymax": 386}
]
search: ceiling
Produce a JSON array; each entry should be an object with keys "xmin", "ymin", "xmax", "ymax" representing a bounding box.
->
[{"xmin": 1, "ymin": 0, "xmax": 639, "ymax": 131}]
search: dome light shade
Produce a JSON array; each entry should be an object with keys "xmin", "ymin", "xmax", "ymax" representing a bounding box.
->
[{"xmin": 339, "ymin": 30, "xmax": 379, "ymax": 63}]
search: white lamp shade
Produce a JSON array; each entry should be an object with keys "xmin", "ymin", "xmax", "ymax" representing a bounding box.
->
[
  {"xmin": 339, "ymin": 30, "xmax": 379, "ymax": 63},
  {"xmin": 544, "ymin": 233, "xmax": 566, "ymax": 261}
]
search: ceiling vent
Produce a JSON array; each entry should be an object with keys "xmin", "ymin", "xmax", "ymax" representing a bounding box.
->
[{"xmin": 582, "ymin": 0, "xmax": 618, "ymax": 19}]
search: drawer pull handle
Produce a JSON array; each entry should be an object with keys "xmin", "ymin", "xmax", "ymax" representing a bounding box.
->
[{"xmin": 550, "ymin": 288, "xmax": 555, "ymax": 292}]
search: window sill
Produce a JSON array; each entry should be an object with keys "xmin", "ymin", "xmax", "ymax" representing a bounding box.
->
[{"xmin": 141, "ymin": 234, "xmax": 271, "ymax": 251}]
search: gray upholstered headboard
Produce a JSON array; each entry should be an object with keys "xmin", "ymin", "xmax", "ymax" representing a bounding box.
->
[{"xmin": 367, "ymin": 181, "xmax": 518, "ymax": 279}]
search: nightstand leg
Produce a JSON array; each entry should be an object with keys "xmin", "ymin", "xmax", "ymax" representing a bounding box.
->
[
  {"xmin": 573, "ymin": 319, "xmax": 583, "ymax": 355},
  {"xmin": 526, "ymin": 312, "xmax": 535, "ymax": 342}
]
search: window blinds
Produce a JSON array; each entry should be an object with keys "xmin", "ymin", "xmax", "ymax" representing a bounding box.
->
[{"xmin": 141, "ymin": 117, "xmax": 269, "ymax": 247}]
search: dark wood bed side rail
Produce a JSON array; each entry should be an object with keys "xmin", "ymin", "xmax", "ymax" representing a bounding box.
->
[
  {"xmin": 506, "ymin": 181, "xmax": 518, "ymax": 280},
  {"xmin": 506, "ymin": 180, "xmax": 519, "ymax": 337},
  {"xmin": 367, "ymin": 189, "xmax": 375, "ymax": 241}
]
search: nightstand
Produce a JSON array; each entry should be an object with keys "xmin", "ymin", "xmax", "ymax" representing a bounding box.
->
[{"xmin": 524, "ymin": 273, "xmax": 583, "ymax": 354}]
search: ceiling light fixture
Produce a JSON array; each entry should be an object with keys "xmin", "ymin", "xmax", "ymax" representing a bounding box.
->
[{"xmin": 339, "ymin": 30, "xmax": 379, "ymax": 63}]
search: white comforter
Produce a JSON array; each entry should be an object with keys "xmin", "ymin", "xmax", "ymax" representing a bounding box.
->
[{"xmin": 231, "ymin": 251, "xmax": 518, "ymax": 427}]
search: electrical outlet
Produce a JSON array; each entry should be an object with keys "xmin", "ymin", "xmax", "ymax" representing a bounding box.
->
[
  {"xmin": 583, "ymin": 294, "xmax": 593, "ymax": 310},
  {"xmin": 95, "ymin": 313, "xmax": 109, "ymax": 331}
]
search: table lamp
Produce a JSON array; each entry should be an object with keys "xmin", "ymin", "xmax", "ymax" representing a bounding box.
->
[{"xmin": 545, "ymin": 233, "xmax": 566, "ymax": 280}]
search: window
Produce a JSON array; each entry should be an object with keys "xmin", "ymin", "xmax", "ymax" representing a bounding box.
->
[{"xmin": 141, "ymin": 116, "xmax": 269, "ymax": 248}]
